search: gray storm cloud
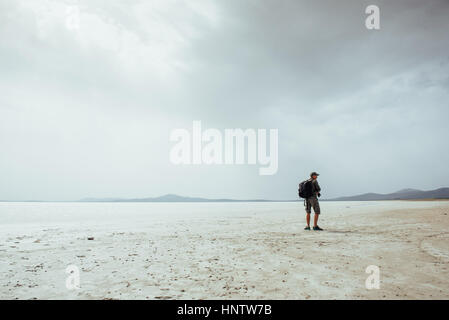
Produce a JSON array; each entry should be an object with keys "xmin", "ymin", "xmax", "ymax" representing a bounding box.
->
[{"xmin": 0, "ymin": 0, "xmax": 448, "ymax": 200}]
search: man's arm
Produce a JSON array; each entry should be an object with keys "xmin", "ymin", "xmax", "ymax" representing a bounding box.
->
[{"xmin": 314, "ymin": 180, "xmax": 321, "ymax": 197}]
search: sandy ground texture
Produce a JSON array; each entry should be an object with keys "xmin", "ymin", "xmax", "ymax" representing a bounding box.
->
[{"xmin": 0, "ymin": 202, "xmax": 448, "ymax": 300}]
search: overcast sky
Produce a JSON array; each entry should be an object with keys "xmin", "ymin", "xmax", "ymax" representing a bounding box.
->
[{"xmin": 1, "ymin": 0, "xmax": 448, "ymax": 201}]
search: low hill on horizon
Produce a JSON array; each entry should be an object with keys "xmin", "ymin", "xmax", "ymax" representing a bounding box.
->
[
  {"xmin": 326, "ymin": 187, "xmax": 449, "ymax": 201},
  {"xmin": 79, "ymin": 194, "xmax": 274, "ymax": 203}
]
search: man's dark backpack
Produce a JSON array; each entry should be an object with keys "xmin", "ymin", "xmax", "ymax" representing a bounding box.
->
[{"xmin": 298, "ymin": 179, "xmax": 313, "ymax": 199}]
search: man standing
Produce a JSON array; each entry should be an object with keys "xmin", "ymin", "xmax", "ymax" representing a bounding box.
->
[{"xmin": 305, "ymin": 172, "xmax": 323, "ymax": 231}]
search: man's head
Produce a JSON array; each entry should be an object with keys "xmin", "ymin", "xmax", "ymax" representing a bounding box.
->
[{"xmin": 310, "ymin": 172, "xmax": 319, "ymax": 180}]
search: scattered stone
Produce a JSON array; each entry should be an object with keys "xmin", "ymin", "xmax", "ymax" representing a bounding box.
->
[{"xmin": 87, "ymin": 237, "xmax": 94, "ymax": 240}]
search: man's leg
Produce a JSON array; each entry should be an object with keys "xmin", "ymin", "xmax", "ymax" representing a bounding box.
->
[
  {"xmin": 313, "ymin": 213, "xmax": 319, "ymax": 227},
  {"xmin": 312, "ymin": 197, "xmax": 323, "ymax": 230},
  {"xmin": 305, "ymin": 198, "xmax": 311, "ymax": 228}
]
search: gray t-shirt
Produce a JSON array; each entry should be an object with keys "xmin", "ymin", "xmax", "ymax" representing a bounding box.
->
[{"xmin": 310, "ymin": 179, "xmax": 321, "ymax": 196}]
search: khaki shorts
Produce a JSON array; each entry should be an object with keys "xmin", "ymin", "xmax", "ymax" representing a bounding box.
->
[{"xmin": 305, "ymin": 197, "xmax": 320, "ymax": 214}]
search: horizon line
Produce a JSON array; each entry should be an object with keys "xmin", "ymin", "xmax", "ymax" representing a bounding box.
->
[{"xmin": 1, "ymin": 187, "xmax": 448, "ymax": 203}]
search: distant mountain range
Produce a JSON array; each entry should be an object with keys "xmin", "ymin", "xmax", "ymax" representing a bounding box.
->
[
  {"xmin": 3, "ymin": 188, "xmax": 447, "ymax": 203},
  {"xmin": 78, "ymin": 188, "xmax": 449, "ymax": 203},
  {"xmin": 326, "ymin": 187, "xmax": 449, "ymax": 201},
  {"xmin": 79, "ymin": 194, "xmax": 274, "ymax": 202}
]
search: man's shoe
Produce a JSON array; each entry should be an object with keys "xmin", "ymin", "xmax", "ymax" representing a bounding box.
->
[
  {"xmin": 313, "ymin": 226, "xmax": 323, "ymax": 231},
  {"xmin": 304, "ymin": 226, "xmax": 311, "ymax": 230}
]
